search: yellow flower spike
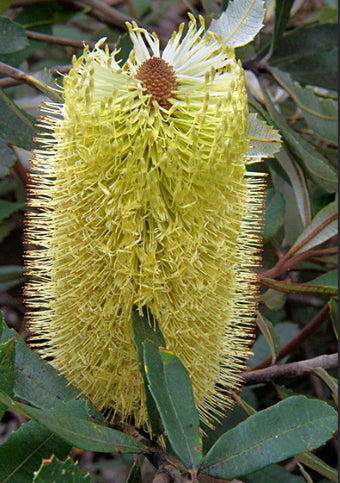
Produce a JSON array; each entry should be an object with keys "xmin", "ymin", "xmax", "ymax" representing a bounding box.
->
[{"xmin": 26, "ymin": 16, "xmax": 265, "ymax": 427}]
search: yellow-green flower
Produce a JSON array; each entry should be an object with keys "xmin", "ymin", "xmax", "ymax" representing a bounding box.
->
[{"xmin": 26, "ymin": 15, "xmax": 264, "ymax": 427}]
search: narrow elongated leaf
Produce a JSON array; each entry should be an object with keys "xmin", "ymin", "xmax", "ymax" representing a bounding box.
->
[
  {"xmin": 263, "ymin": 91, "xmax": 337, "ymax": 193},
  {"xmin": 270, "ymin": 23, "xmax": 338, "ymax": 90},
  {"xmin": 247, "ymin": 113, "xmax": 281, "ymax": 162},
  {"xmin": 0, "ymin": 420, "xmax": 70, "ymax": 482},
  {"xmin": 0, "ymin": 87, "xmax": 37, "ymax": 150},
  {"xmin": 275, "ymin": 148, "xmax": 311, "ymax": 227},
  {"xmin": 0, "ymin": 317, "xmax": 80, "ymax": 409},
  {"xmin": 289, "ymin": 200, "xmax": 337, "ymax": 255},
  {"xmin": 328, "ymin": 297, "xmax": 338, "ymax": 339},
  {"xmin": 201, "ymin": 396, "xmax": 337, "ymax": 480},
  {"xmin": 131, "ymin": 306, "xmax": 164, "ymax": 435},
  {"xmin": 263, "ymin": 188, "xmax": 285, "ymax": 244},
  {"xmin": 271, "ymin": 68, "xmax": 338, "ymax": 144},
  {"xmin": 297, "ymin": 463, "xmax": 313, "ymax": 482},
  {"xmin": 143, "ymin": 342, "xmax": 202, "ymax": 471},
  {"xmin": 256, "ymin": 313, "xmax": 280, "ymax": 364},
  {"xmin": 295, "ymin": 451, "xmax": 338, "ymax": 482},
  {"xmin": 33, "ymin": 456, "xmax": 92, "ymax": 482},
  {"xmin": 0, "ymin": 392, "xmax": 146, "ymax": 454},
  {"xmin": 312, "ymin": 367, "xmax": 338, "ymax": 406},
  {"xmin": 270, "ymin": 0, "xmax": 295, "ymax": 55},
  {"xmin": 209, "ymin": 0, "xmax": 265, "ymax": 47},
  {"xmin": 260, "ymin": 277, "xmax": 338, "ymax": 297},
  {"xmin": 0, "ymin": 338, "xmax": 15, "ymax": 420},
  {"xmin": 0, "ymin": 17, "xmax": 28, "ymax": 54}
]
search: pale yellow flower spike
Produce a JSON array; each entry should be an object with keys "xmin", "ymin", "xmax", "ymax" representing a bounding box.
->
[{"xmin": 26, "ymin": 16, "xmax": 265, "ymax": 427}]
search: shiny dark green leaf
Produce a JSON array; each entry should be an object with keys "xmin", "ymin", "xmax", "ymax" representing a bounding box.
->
[
  {"xmin": 270, "ymin": 24, "xmax": 338, "ymax": 89},
  {"xmin": 270, "ymin": 0, "xmax": 295, "ymax": 55},
  {"xmin": 131, "ymin": 306, "xmax": 164, "ymax": 436},
  {"xmin": 144, "ymin": 342, "xmax": 202, "ymax": 471},
  {"xmin": 201, "ymin": 396, "xmax": 337, "ymax": 480},
  {"xmin": 0, "ymin": 392, "xmax": 146, "ymax": 454},
  {"xmin": 0, "ymin": 420, "xmax": 70, "ymax": 482},
  {"xmin": 0, "ymin": 338, "xmax": 15, "ymax": 420},
  {"xmin": 0, "ymin": 316, "xmax": 80, "ymax": 409}
]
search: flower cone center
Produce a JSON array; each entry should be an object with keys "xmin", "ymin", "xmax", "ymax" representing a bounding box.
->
[{"xmin": 135, "ymin": 57, "xmax": 177, "ymax": 109}]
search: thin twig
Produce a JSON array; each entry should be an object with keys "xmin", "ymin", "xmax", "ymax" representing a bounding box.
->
[
  {"xmin": 243, "ymin": 353, "xmax": 338, "ymax": 385},
  {"xmin": 26, "ymin": 30, "xmax": 116, "ymax": 50},
  {"xmin": 61, "ymin": 0, "xmax": 134, "ymax": 29},
  {"xmin": 252, "ymin": 303, "xmax": 330, "ymax": 370},
  {"xmin": 261, "ymin": 246, "xmax": 338, "ymax": 279},
  {"xmin": 0, "ymin": 63, "xmax": 71, "ymax": 89}
]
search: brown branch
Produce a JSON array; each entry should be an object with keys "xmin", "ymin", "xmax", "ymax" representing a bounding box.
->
[
  {"xmin": 243, "ymin": 353, "xmax": 338, "ymax": 385},
  {"xmin": 115, "ymin": 422, "xmax": 189, "ymax": 483},
  {"xmin": 261, "ymin": 246, "xmax": 338, "ymax": 279},
  {"xmin": 61, "ymin": 0, "xmax": 134, "ymax": 29},
  {"xmin": 252, "ymin": 303, "xmax": 330, "ymax": 370},
  {"xmin": 0, "ymin": 63, "xmax": 72, "ymax": 89},
  {"xmin": 26, "ymin": 30, "xmax": 116, "ymax": 51}
]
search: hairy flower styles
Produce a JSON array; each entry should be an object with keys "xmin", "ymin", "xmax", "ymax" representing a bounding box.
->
[{"xmin": 26, "ymin": 15, "xmax": 264, "ymax": 427}]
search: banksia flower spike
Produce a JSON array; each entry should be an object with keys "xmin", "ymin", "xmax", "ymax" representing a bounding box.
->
[{"xmin": 26, "ymin": 15, "xmax": 264, "ymax": 427}]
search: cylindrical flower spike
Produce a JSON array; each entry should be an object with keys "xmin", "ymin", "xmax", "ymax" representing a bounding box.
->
[{"xmin": 26, "ymin": 15, "xmax": 264, "ymax": 427}]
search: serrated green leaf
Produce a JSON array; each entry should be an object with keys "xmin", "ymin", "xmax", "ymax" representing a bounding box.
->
[
  {"xmin": 275, "ymin": 148, "xmax": 311, "ymax": 227},
  {"xmin": 296, "ymin": 452, "xmax": 338, "ymax": 482},
  {"xmin": 201, "ymin": 396, "xmax": 337, "ymax": 480},
  {"xmin": 289, "ymin": 200, "xmax": 337, "ymax": 256},
  {"xmin": 263, "ymin": 188, "xmax": 285, "ymax": 243},
  {"xmin": 312, "ymin": 367, "xmax": 338, "ymax": 406},
  {"xmin": 271, "ymin": 68, "xmax": 338, "ymax": 144},
  {"xmin": 269, "ymin": 0, "xmax": 295, "ymax": 56},
  {"xmin": 328, "ymin": 297, "xmax": 338, "ymax": 339},
  {"xmin": 209, "ymin": 0, "xmax": 265, "ymax": 47},
  {"xmin": 33, "ymin": 456, "xmax": 92, "ymax": 482},
  {"xmin": 0, "ymin": 338, "xmax": 15, "ymax": 421},
  {"xmin": 247, "ymin": 113, "xmax": 281, "ymax": 161},
  {"xmin": 131, "ymin": 306, "xmax": 164, "ymax": 436},
  {"xmin": 143, "ymin": 342, "xmax": 202, "ymax": 471},
  {"xmin": 270, "ymin": 23, "xmax": 338, "ymax": 90},
  {"xmin": 256, "ymin": 313, "xmax": 280, "ymax": 364},
  {"xmin": 0, "ymin": 87, "xmax": 37, "ymax": 150},
  {"xmin": 263, "ymin": 90, "xmax": 337, "ymax": 193},
  {"xmin": 0, "ymin": 420, "xmax": 70, "ymax": 482},
  {"xmin": 0, "ymin": 17, "xmax": 28, "ymax": 54}
]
